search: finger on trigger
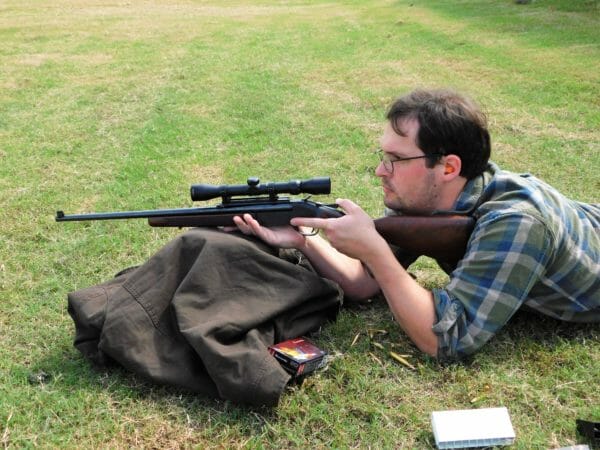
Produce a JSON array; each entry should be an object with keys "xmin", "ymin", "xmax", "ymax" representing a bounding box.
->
[{"xmin": 291, "ymin": 217, "xmax": 326, "ymax": 229}]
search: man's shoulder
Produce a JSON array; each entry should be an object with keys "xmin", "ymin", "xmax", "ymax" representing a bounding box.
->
[
  {"xmin": 477, "ymin": 164, "xmax": 568, "ymax": 219},
  {"xmin": 474, "ymin": 165, "xmax": 599, "ymax": 255}
]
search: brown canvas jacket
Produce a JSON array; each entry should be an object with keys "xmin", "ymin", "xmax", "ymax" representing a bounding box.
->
[{"xmin": 67, "ymin": 228, "xmax": 342, "ymax": 406}]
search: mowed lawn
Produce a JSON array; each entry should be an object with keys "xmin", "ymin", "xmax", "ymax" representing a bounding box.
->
[{"xmin": 0, "ymin": 0, "xmax": 598, "ymax": 448}]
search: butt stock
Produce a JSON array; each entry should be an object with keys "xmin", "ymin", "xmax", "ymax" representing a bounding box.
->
[{"xmin": 374, "ymin": 215, "xmax": 475, "ymax": 264}]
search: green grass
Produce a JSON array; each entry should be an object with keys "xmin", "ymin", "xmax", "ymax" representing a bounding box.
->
[{"xmin": 1, "ymin": 0, "xmax": 599, "ymax": 448}]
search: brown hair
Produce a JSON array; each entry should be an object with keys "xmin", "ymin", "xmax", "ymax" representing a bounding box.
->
[{"xmin": 386, "ymin": 89, "xmax": 490, "ymax": 179}]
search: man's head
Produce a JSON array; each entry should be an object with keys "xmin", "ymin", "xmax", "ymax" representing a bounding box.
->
[
  {"xmin": 376, "ymin": 89, "xmax": 490, "ymax": 213},
  {"xmin": 385, "ymin": 89, "xmax": 490, "ymax": 180}
]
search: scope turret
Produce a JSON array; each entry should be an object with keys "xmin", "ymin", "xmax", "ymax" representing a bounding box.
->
[{"xmin": 190, "ymin": 177, "xmax": 331, "ymax": 202}]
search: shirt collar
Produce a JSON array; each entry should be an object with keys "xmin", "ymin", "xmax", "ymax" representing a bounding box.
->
[{"xmin": 449, "ymin": 162, "xmax": 499, "ymax": 215}]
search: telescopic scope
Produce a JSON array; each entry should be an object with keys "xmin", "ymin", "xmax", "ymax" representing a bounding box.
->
[{"xmin": 190, "ymin": 177, "xmax": 331, "ymax": 201}]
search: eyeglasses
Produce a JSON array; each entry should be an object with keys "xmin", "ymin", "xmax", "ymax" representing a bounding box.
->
[{"xmin": 376, "ymin": 149, "xmax": 442, "ymax": 174}]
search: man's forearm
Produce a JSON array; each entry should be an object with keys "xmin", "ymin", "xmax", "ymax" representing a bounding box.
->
[
  {"xmin": 296, "ymin": 234, "xmax": 380, "ymax": 300},
  {"xmin": 362, "ymin": 238, "xmax": 438, "ymax": 356}
]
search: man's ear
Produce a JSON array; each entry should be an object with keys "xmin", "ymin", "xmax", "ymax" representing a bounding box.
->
[{"xmin": 442, "ymin": 154, "xmax": 462, "ymax": 179}]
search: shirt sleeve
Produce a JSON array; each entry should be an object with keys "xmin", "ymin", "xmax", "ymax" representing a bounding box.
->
[{"xmin": 431, "ymin": 212, "xmax": 553, "ymax": 361}]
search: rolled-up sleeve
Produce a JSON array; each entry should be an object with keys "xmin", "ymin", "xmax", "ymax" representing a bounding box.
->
[{"xmin": 431, "ymin": 213, "xmax": 552, "ymax": 361}]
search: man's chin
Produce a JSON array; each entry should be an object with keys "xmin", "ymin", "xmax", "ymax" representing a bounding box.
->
[
  {"xmin": 383, "ymin": 198, "xmax": 405, "ymax": 212},
  {"xmin": 383, "ymin": 200, "xmax": 434, "ymax": 216}
]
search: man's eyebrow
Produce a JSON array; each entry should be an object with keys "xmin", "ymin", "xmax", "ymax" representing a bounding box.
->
[{"xmin": 385, "ymin": 150, "xmax": 409, "ymax": 158}]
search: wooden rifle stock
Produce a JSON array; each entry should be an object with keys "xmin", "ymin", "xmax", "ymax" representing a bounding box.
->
[
  {"xmin": 374, "ymin": 215, "xmax": 475, "ymax": 265},
  {"xmin": 150, "ymin": 212, "xmax": 475, "ymax": 265}
]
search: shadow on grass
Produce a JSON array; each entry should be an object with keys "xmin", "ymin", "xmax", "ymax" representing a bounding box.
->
[
  {"xmin": 490, "ymin": 309, "xmax": 599, "ymax": 353},
  {"xmin": 23, "ymin": 343, "xmax": 281, "ymax": 441},
  {"xmin": 486, "ymin": 311, "xmax": 599, "ymax": 378}
]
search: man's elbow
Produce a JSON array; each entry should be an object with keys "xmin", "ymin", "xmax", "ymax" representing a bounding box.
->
[
  {"xmin": 342, "ymin": 282, "xmax": 380, "ymax": 303},
  {"xmin": 418, "ymin": 340, "xmax": 438, "ymax": 358},
  {"xmin": 407, "ymin": 329, "xmax": 438, "ymax": 357}
]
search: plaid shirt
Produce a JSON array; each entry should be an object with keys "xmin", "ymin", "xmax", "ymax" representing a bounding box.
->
[{"xmin": 415, "ymin": 163, "xmax": 599, "ymax": 361}]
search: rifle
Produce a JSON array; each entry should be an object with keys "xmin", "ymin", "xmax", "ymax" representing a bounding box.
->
[{"xmin": 56, "ymin": 177, "xmax": 475, "ymax": 264}]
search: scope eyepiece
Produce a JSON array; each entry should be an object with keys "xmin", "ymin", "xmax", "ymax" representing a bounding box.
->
[{"xmin": 190, "ymin": 177, "xmax": 331, "ymax": 202}]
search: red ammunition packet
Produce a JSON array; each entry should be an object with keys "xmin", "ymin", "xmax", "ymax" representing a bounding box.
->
[{"xmin": 268, "ymin": 337, "xmax": 327, "ymax": 377}]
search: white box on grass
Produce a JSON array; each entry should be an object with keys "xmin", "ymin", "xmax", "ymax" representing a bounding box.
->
[{"xmin": 431, "ymin": 407, "xmax": 516, "ymax": 449}]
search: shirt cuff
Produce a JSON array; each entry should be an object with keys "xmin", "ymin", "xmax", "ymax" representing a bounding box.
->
[{"xmin": 431, "ymin": 288, "xmax": 469, "ymax": 362}]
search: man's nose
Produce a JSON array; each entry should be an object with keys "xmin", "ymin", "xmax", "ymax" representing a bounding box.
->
[{"xmin": 375, "ymin": 161, "xmax": 388, "ymax": 177}]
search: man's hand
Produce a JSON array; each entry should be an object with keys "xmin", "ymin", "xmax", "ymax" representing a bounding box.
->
[
  {"xmin": 291, "ymin": 198, "xmax": 387, "ymax": 262},
  {"xmin": 293, "ymin": 199, "xmax": 438, "ymax": 356},
  {"xmin": 230, "ymin": 214, "xmax": 307, "ymax": 248}
]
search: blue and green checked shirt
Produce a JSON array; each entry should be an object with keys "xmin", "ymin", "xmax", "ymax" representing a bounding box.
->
[{"xmin": 405, "ymin": 163, "xmax": 599, "ymax": 361}]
